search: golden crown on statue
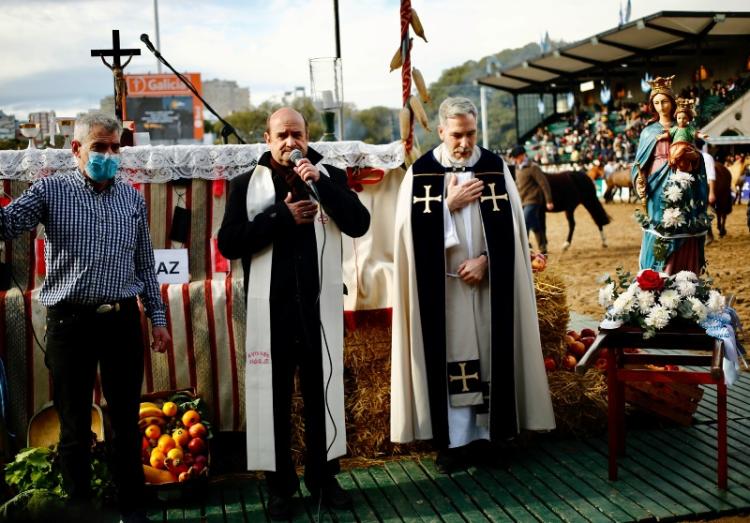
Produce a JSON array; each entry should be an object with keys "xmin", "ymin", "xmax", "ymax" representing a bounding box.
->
[
  {"xmin": 675, "ymin": 97, "xmax": 696, "ymax": 118},
  {"xmin": 647, "ymin": 75, "xmax": 675, "ymax": 98}
]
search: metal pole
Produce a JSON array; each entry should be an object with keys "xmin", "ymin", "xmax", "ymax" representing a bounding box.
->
[
  {"xmin": 513, "ymin": 93, "xmax": 520, "ymax": 145},
  {"xmin": 334, "ymin": 0, "xmax": 344, "ymax": 140},
  {"xmin": 333, "ymin": 0, "xmax": 341, "ymax": 59},
  {"xmin": 480, "ymin": 60, "xmax": 496, "ymax": 149},
  {"xmin": 481, "ymin": 84, "xmax": 488, "ymax": 149},
  {"xmin": 154, "ymin": 0, "xmax": 162, "ymax": 73}
]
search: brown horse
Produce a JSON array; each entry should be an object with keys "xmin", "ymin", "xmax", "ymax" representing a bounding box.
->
[
  {"xmin": 603, "ymin": 168, "xmax": 638, "ymax": 203},
  {"xmin": 729, "ymin": 156, "xmax": 750, "ymax": 205},
  {"xmin": 713, "ymin": 163, "xmax": 733, "ymax": 237},
  {"xmin": 587, "ymin": 164, "xmax": 604, "ymax": 181}
]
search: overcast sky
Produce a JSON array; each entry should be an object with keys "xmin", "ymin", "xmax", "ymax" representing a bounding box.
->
[{"xmin": 0, "ymin": 0, "xmax": 748, "ymax": 118}]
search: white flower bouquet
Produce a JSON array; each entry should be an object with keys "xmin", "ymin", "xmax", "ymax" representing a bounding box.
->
[{"xmin": 598, "ymin": 268, "xmax": 726, "ymax": 338}]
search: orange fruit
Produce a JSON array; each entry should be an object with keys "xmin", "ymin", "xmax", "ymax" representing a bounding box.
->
[
  {"xmin": 181, "ymin": 410, "xmax": 201, "ymax": 428},
  {"xmin": 162, "ymin": 401, "xmax": 178, "ymax": 417},
  {"xmin": 188, "ymin": 422, "xmax": 207, "ymax": 439},
  {"xmin": 172, "ymin": 428, "xmax": 190, "ymax": 447},
  {"xmin": 144, "ymin": 424, "xmax": 161, "ymax": 440},
  {"xmin": 167, "ymin": 447, "xmax": 184, "ymax": 461},
  {"xmin": 157, "ymin": 434, "xmax": 176, "ymax": 453},
  {"xmin": 150, "ymin": 449, "xmax": 166, "ymax": 469}
]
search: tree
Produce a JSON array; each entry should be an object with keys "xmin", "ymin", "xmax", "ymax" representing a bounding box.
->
[
  {"xmin": 415, "ymin": 42, "xmax": 545, "ymax": 151},
  {"xmin": 348, "ymin": 106, "xmax": 396, "ymax": 144},
  {"xmin": 212, "ymin": 97, "xmax": 324, "ymax": 144},
  {"xmin": 213, "ymin": 107, "xmax": 268, "ymax": 144},
  {"xmin": 0, "ymin": 139, "xmax": 23, "ymax": 150}
]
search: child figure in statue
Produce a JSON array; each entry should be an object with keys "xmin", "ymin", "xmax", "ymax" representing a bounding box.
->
[{"xmin": 656, "ymin": 98, "xmax": 707, "ymax": 173}]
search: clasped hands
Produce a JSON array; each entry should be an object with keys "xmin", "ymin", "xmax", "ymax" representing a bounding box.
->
[{"xmin": 455, "ymin": 255, "xmax": 488, "ymax": 285}]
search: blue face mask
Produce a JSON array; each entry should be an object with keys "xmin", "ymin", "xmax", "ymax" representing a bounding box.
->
[{"xmin": 86, "ymin": 152, "xmax": 120, "ymax": 182}]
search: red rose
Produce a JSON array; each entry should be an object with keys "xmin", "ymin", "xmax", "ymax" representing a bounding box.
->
[{"xmin": 636, "ymin": 269, "xmax": 664, "ymax": 291}]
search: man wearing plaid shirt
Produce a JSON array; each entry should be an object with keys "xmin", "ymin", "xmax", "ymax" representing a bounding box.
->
[{"xmin": 0, "ymin": 113, "xmax": 170, "ymax": 523}]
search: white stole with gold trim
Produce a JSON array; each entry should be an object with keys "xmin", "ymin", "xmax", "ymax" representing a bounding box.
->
[{"xmin": 244, "ymin": 162, "xmax": 346, "ymax": 471}]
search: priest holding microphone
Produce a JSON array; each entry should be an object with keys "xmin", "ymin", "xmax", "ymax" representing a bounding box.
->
[{"xmin": 218, "ymin": 107, "xmax": 370, "ymax": 520}]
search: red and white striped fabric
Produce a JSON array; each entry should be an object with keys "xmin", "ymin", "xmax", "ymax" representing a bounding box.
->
[
  {"xmin": 0, "ymin": 167, "xmax": 403, "ymax": 443},
  {"xmin": 0, "ymin": 278, "xmax": 247, "ymax": 442}
]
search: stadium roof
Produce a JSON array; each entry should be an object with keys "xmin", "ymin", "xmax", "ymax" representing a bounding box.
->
[{"xmin": 478, "ymin": 11, "xmax": 750, "ymax": 95}]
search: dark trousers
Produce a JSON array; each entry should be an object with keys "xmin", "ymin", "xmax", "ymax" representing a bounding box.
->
[
  {"xmin": 265, "ymin": 297, "xmax": 340, "ymax": 497},
  {"xmin": 44, "ymin": 298, "xmax": 145, "ymax": 514},
  {"xmin": 523, "ymin": 204, "xmax": 548, "ymax": 253}
]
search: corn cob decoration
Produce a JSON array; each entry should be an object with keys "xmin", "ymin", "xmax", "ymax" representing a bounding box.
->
[
  {"xmin": 409, "ymin": 95, "xmax": 430, "ymax": 131},
  {"xmin": 389, "ymin": 38, "xmax": 413, "ymax": 72},
  {"xmin": 410, "ymin": 8, "xmax": 427, "ymax": 42},
  {"xmin": 389, "ymin": 45, "xmax": 403, "ymax": 73},
  {"xmin": 397, "ymin": 1, "xmax": 431, "ymax": 165},
  {"xmin": 412, "ymin": 68, "xmax": 430, "ymax": 103},
  {"xmin": 399, "ymin": 106, "xmax": 411, "ymax": 143}
]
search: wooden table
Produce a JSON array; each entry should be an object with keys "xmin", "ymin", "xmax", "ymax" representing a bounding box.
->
[{"xmin": 577, "ymin": 325, "xmax": 728, "ymax": 488}]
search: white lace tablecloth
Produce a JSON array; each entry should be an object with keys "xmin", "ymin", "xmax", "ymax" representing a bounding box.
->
[{"xmin": 0, "ymin": 141, "xmax": 405, "ymax": 183}]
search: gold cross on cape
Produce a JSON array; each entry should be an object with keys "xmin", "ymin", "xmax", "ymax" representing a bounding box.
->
[
  {"xmin": 480, "ymin": 182, "xmax": 508, "ymax": 212},
  {"xmin": 449, "ymin": 362, "xmax": 480, "ymax": 392},
  {"xmin": 413, "ymin": 185, "xmax": 442, "ymax": 213}
]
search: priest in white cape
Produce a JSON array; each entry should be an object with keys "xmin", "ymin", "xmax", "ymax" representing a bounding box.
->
[
  {"xmin": 391, "ymin": 97, "xmax": 555, "ymax": 472},
  {"xmin": 218, "ymin": 108, "xmax": 370, "ymax": 519}
]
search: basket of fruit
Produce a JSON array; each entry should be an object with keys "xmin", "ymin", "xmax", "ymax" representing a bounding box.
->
[{"xmin": 138, "ymin": 389, "xmax": 211, "ymax": 486}]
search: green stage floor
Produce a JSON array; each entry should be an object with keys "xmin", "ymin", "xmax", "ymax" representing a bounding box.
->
[{"xmin": 144, "ymin": 371, "xmax": 750, "ymax": 523}]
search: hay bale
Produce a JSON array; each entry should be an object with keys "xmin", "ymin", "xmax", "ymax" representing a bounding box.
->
[
  {"xmin": 535, "ymin": 270, "xmax": 570, "ymax": 361},
  {"xmin": 547, "ymin": 368, "xmax": 608, "ymax": 435},
  {"xmin": 535, "ymin": 270, "xmax": 608, "ymax": 434},
  {"xmin": 290, "ymin": 311, "xmax": 428, "ymax": 465}
]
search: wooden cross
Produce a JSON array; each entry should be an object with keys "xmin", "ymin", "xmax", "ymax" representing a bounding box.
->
[
  {"xmin": 480, "ymin": 182, "xmax": 509, "ymax": 212},
  {"xmin": 412, "ymin": 185, "xmax": 442, "ymax": 213},
  {"xmin": 449, "ymin": 362, "xmax": 480, "ymax": 393},
  {"xmin": 91, "ymin": 30, "xmax": 141, "ymax": 122}
]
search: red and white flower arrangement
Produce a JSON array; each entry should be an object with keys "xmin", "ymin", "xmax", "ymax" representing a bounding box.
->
[{"xmin": 598, "ymin": 268, "xmax": 726, "ymax": 338}]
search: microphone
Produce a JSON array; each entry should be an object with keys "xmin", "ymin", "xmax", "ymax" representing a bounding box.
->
[
  {"xmin": 289, "ymin": 149, "xmax": 319, "ymax": 201},
  {"xmin": 140, "ymin": 34, "xmax": 157, "ymax": 54}
]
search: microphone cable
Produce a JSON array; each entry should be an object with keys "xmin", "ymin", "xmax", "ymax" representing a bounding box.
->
[
  {"xmin": 314, "ymin": 198, "xmax": 342, "ymax": 523},
  {"xmin": 8, "ymin": 270, "xmax": 46, "ymax": 355},
  {"xmin": 291, "ymin": 190, "xmax": 337, "ymax": 521}
]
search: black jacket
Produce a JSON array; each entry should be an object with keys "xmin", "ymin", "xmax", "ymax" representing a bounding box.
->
[{"xmin": 217, "ymin": 148, "xmax": 370, "ymax": 301}]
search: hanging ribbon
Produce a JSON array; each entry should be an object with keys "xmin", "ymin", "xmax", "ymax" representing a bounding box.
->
[
  {"xmin": 700, "ymin": 307, "xmax": 746, "ymax": 387},
  {"xmin": 211, "ymin": 238, "xmax": 229, "ymax": 273},
  {"xmin": 345, "ymin": 167, "xmax": 385, "ymax": 192},
  {"xmin": 212, "ymin": 179, "xmax": 225, "ymax": 198}
]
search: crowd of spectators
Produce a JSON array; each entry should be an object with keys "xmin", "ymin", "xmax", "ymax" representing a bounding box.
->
[
  {"xmin": 680, "ymin": 75, "xmax": 750, "ymax": 127},
  {"xmin": 522, "ymin": 104, "xmax": 647, "ymax": 167},
  {"xmin": 519, "ymin": 74, "xmax": 749, "ymax": 169}
]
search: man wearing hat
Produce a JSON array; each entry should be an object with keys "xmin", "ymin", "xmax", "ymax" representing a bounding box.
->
[{"xmin": 509, "ymin": 145, "xmax": 554, "ymax": 254}]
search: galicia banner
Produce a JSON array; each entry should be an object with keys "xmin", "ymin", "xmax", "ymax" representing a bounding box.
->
[{"xmin": 124, "ymin": 73, "xmax": 204, "ymax": 145}]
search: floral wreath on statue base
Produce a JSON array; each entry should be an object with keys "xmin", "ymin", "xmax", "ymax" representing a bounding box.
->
[
  {"xmin": 634, "ymin": 169, "xmax": 711, "ymax": 263},
  {"xmin": 598, "ymin": 268, "xmax": 728, "ymax": 339}
]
